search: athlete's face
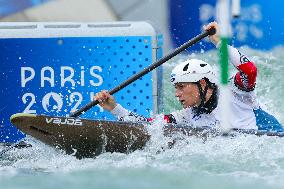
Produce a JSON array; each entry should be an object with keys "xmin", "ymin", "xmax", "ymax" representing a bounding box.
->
[{"xmin": 175, "ymin": 83, "xmax": 200, "ymax": 108}]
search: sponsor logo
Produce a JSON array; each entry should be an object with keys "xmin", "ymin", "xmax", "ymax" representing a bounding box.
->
[
  {"xmin": 45, "ymin": 117, "xmax": 83, "ymax": 126},
  {"xmin": 170, "ymin": 73, "xmax": 176, "ymax": 82},
  {"xmin": 238, "ymin": 51, "xmax": 250, "ymax": 64},
  {"xmin": 240, "ymin": 72, "xmax": 249, "ymax": 88}
]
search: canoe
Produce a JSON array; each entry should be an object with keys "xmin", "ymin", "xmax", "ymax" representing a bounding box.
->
[
  {"xmin": 10, "ymin": 113, "xmax": 284, "ymax": 159},
  {"xmin": 10, "ymin": 113, "xmax": 153, "ymax": 159}
]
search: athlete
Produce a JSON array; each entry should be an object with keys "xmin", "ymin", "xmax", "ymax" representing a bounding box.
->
[{"xmin": 94, "ymin": 22, "xmax": 283, "ymax": 131}]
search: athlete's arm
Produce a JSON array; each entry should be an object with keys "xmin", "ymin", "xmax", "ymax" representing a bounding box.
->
[
  {"xmin": 94, "ymin": 91, "xmax": 178, "ymax": 123},
  {"xmin": 111, "ymin": 103, "xmax": 177, "ymax": 123},
  {"xmin": 228, "ymin": 46, "xmax": 257, "ymax": 91},
  {"xmin": 204, "ymin": 21, "xmax": 257, "ymax": 92}
]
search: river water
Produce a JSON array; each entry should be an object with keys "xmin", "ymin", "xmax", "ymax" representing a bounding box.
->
[{"xmin": 1, "ymin": 46, "xmax": 284, "ymax": 189}]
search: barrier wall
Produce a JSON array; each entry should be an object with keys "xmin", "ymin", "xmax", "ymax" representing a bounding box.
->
[{"xmin": 0, "ymin": 22, "xmax": 163, "ymax": 142}]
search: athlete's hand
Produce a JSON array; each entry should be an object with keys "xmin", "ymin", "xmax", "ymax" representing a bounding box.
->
[
  {"xmin": 203, "ymin": 21, "xmax": 220, "ymax": 46},
  {"xmin": 94, "ymin": 90, "xmax": 117, "ymax": 111}
]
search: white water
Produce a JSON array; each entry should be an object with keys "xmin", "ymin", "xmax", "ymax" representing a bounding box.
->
[{"xmin": 1, "ymin": 47, "xmax": 284, "ymax": 189}]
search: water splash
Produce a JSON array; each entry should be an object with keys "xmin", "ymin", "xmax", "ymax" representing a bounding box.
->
[{"xmin": 1, "ymin": 47, "xmax": 284, "ymax": 189}]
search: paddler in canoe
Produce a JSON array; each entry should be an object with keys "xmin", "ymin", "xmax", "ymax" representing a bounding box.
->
[{"xmin": 94, "ymin": 22, "xmax": 283, "ymax": 132}]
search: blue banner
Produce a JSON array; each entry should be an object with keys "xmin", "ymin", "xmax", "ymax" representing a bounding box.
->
[
  {"xmin": 169, "ymin": 0, "xmax": 284, "ymax": 50},
  {"xmin": 0, "ymin": 0, "xmax": 51, "ymax": 18},
  {"xmin": 0, "ymin": 36, "xmax": 155, "ymax": 142}
]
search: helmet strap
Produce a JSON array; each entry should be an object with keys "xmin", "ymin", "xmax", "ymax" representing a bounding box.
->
[{"xmin": 194, "ymin": 81, "xmax": 209, "ymax": 116}]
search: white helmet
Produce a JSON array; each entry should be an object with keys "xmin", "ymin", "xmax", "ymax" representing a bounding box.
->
[{"xmin": 170, "ymin": 59, "xmax": 217, "ymax": 85}]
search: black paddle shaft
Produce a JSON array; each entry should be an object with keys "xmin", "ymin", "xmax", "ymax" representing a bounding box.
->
[{"xmin": 70, "ymin": 28, "xmax": 216, "ymax": 117}]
